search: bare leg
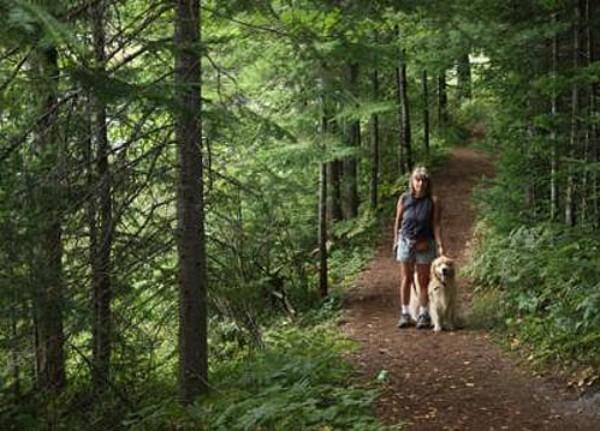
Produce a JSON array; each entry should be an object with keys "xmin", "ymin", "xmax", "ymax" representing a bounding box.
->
[
  {"xmin": 415, "ymin": 263, "xmax": 431, "ymax": 307},
  {"xmin": 397, "ymin": 262, "xmax": 415, "ymax": 328},
  {"xmin": 400, "ymin": 262, "xmax": 415, "ymax": 306},
  {"xmin": 415, "ymin": 263, "xmax": 433, "ymax": 329}
]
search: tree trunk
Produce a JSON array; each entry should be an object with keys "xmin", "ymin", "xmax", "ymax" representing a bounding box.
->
[
  {"xmin": 457, "ymin": 52, "xmax": 472, "ymax": 102},
  {"xmin": 327, "ymin": 159, "xmax": 343, "ymax": 222},
  {"xmin": 369, "ymin": 68, "xmax": 380, "ymax": 210},
  {"xmin": 422, "ymin": 70, "xmax": 430, "ymax": 162},
  {"xmin": 325, "ymin": 110, "xmax": 343, "ymax": 221},
  {"xmin": 589, "ymin": 0, "xmax": 599, "ymax": 229},
  {"xmin": 33, "ymin": 45, "xmax": 66, "ymax": 396},
  {"xmin": 174, "ymin": 0, "xmax": 208, "ymax": 403},
  {"xmin": 438, "ymin": 71, "xmax": 449, "ymax": 132},
  {"xmin": 318, "ymin": 160, "xmax": 328, "ymax": 298},
  {"xmin": 342, "ymin": 62, "xmax": 359, "ymax": 219},
  {"xmin": 581, "ymin": 0, "xmax": 589, "ymax": 224},
  {"xmin": 10, "ymin": 304, "xmax": 21, "ymax": 397},
  {"xmin": 89, "ymin": 0, "xmax": 113, "ymax": 394},
  {"xmin": 396, "ymin": 49, "xmax": 412, "ymax": 174},
  {"xmin": 319, "ymin": 92, "xmax": 329, "ymax": 298},
  {"xmin": 394, "ymin": 25, "xmax": 412, "ymax": 174},
  {"xmin": 550, "ymin": 13, "xmax": 559, "ymax": 222},
  {"xmin": 566, "ymin": 2, "xmax": 580, "ymax": 227},
  {"xmin": 582, "ymin": 0, "xmax": 597, "ymax": 226}
]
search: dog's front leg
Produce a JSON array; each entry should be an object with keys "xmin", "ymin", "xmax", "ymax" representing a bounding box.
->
[{"xmin": 430, "ymin": 307, "xmax": 443, "ymax": 332}]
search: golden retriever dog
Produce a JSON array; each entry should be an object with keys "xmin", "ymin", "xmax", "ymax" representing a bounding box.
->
[
  {"xmin": 409, "ymin": 256, "xmax": 457, "ymax": 332},
  {"xmin": 428, "ymin": 256, "xmax": 457, "ymax": 332}
]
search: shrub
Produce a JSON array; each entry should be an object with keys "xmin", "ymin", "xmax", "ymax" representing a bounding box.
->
[
  {"xmin": 125, "ymin": 324, "xmax": 387, "ymax": 431},
  {"xmin": 466, "ymin": 222, "xmax": 600, "ymax": 366}
]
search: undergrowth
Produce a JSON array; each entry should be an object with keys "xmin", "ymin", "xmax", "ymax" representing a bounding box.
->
[
  {"xmin": 0, "ymin": 160, "xmax": 398, "ymax": 430},
  {"xmin": 466, "ymin": 222, "xmax": 600, "ymax": 369},
  {"xmin": 126, "ymin": 202, "xmax": 393, "ymax": 430},
  {"xmin": 122, "ymin": 323, "xmax": 391, "ymax": 431}
]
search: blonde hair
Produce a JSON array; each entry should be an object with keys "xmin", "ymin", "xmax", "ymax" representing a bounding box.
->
[{"xmin": 409, "ymin": 166, "xmax": 432, "ymax": 197}]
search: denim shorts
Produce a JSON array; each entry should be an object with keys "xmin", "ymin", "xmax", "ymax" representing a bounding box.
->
[{"xmin": 396, "ymin": 236, "xmax": 437, "ymax": 264}]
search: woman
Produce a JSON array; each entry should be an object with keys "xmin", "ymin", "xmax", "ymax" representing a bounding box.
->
[{"xmin": 393, "ymin": 166, "xmax": 445, "ymax": 329}]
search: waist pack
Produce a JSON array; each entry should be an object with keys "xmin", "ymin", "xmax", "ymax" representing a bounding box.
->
[{"xmin": 410, "ymin": 238, "xmax": 429, "ymax": 252}]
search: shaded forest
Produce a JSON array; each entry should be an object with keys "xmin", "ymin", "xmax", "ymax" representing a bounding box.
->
[{"xmin": 0, "ymin": 0, "xmax": 598, "ymax": 429}]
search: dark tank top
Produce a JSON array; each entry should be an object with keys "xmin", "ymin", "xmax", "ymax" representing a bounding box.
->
[{"xmin": 399, "ymin": 192, "xmax": 434, "ymax": 241}]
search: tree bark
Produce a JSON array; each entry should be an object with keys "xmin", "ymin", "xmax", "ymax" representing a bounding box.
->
[
  {"xmin": 422, "ymin": 70, "xmax": 430, "ymax": 162},
  {"xmin": 582, "ymin": 0, "xmax": 596, "ymax": 226},
  {"xmin": 566, "ymin": 2, "xmax": 581, "ymax": 227},
  {"xmin": 174, "ymin": 0, "xmax": 208, "ymax": 403},
  {"xmin": 550, "ymin": 13, "xmax": 559, "ymax": 222},
  {"xmin": 319, "ymin": 91, "xmax": 329, "ymax": 298},
  {"xmin": 438, "ymin": 71, "xmax": 449, "ymax": 132},
  {"xmin": 369, "ymin": 68, "xmax": 380, "ymax": 210},
  {"xmin": 396, "ymin": 49, "xmax": 412, "ymax": 174},
  {"xmin": 89, "ymin": 0, "xmax": 113, "ymax": 394},
  {"xmin": 325, "ymin": 107, "xmax": 342, "ymax": 221},
  {"xmin": 318, "ymin": 159, "xmax": 328, "ymax": 298},
  {"xmin": 342, "ymin": 62, "xmax": 359, "ymax": 219},
  {"xmin": 457, "ymin": 52, "xmax": 472, "ymax": 102},
  {"xmin": 10, "ymin": 303, "xmax": 21, "ymax": 397},
  {"xmin": 589, "ymin": 0, "xmax": 599, "ymax": 228},
  {"xmin": 327, "ymin": 159, "xmax": 343, "ymax": 222},
  {"xmin": 33, "ymin": 45, "xmax": 66, "ymax": 396}
]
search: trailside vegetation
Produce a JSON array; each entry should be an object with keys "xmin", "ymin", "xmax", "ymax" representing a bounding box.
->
[{"xmin": 463, "ymin": 0, "xmax": 600, "ymax": 378}]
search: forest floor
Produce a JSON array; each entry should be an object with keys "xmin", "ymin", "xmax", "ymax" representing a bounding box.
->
[{"xmin": 341, "ymin": 146, "xmax": 600, "ymax": 430}]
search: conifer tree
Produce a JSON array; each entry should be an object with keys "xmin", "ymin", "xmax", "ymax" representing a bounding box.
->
[{"xmin": 174, "ymin": 0, "xmax": 208, "ymax": 402}]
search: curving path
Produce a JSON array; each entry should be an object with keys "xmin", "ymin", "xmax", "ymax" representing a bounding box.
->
[{"xmin": 342, "ymin": 146, "xmax": 599, "ymax": 430}]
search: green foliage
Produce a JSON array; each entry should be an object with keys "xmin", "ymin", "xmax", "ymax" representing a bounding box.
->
[
  {"xmin": 7, "ymin": 0, "xmax": 582, "ymax": 427},
  {"xmin": 466, "ymin": 284, "xmax": 505, "ymax": 330},
  {"xmin": 328, "ymin": 211, "xmax": 379, "ymax": 288},
  {"xmin": 453, "ymin": 98, "xmax": 494, "ymax": 141},
  {"xmin": 456, "ymin": 0, "xmax": 600, "ymax": 379},
  {"xmin": 123, "ymin": 324, "xmax": 387, "ymax": 431},
  {"xmin": 466, "ymin": 223, "xmax": 600, "ymax": 366}
]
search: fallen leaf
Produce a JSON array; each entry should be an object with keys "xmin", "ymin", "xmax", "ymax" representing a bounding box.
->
[{"xmin": 376, "ymin": 369, "xmax": 389, "ymax": 383}]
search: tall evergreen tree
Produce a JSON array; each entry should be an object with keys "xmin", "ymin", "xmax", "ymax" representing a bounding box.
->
[
  {"xmin": 396, "ymin": 44, "xmax": 412, "ymax": 174},
  {"xmin": 174, "ymin": 0, "xmax": 208, "ymax": 402},
  {"xmin": 88, "ymin": 0, "xmax": 113, "ymax": 394},
  {"xmin": 342, "ymin": 62, "xmax": 360, "ymax": 219},
  {"xmin": 32, "ymin": 41, "xmax": 66, "ymax": 398},
  {"xmin": 369, "ymin": 65, "xmax": 380, "ymax": 210}
]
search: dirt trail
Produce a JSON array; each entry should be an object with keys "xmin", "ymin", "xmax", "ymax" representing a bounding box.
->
[{"xmin": 342, "ymin": 146, "xmax": 599, "ymax": 430}]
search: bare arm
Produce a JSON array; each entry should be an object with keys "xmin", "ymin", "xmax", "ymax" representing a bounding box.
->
[
  {"xmin": 433, "ymin": 195, "xmax": 445, "ymax": 256},
  {"xmin": 393, "ymin": 196, "xmax": 404, "ymax": 247}
]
